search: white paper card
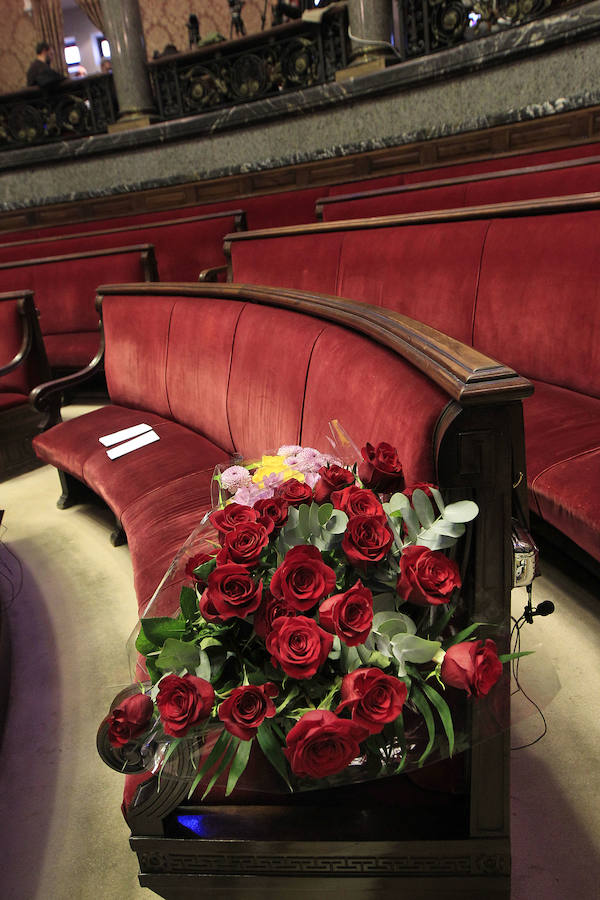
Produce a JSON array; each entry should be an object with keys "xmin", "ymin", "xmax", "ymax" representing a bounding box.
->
[
  {"xmin": 99, "ymin": 423, "xmax": 153, "ymax": 447},
  {"xmin": 106, "ymin": 429, "xmax": 159, "ymax": 460}
]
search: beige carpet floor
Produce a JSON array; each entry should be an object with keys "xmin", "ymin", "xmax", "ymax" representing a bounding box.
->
[{"xmin": 0, "ymin": 405, "xmax": 599, "ymax": 899}]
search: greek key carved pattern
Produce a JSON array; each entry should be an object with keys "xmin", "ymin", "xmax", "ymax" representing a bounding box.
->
[{"xmin": 138, "ymin": 850, "xmax": 510, "ymax": 876}]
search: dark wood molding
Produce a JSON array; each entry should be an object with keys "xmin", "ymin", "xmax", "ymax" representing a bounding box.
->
[
  {"xmin": 2, "ymin": 103, "xmax": 600, "ymax": 235},
  {"xmin": 0, "ymin": 242, "xmax": 157, "ymax": 270}
]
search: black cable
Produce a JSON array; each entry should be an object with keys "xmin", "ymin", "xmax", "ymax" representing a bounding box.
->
[{"xmin": 510, "ymin": 600, "xmax": 548, "ymax": 750}]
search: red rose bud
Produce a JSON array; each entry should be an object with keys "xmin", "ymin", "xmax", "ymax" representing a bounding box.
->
[
  {"xmin": 341, "ymin": 514, "xmax": 393, "ymax": 567},
  {"xmin": 253, "ymin": 591, "xmax": 298, "ymax": 638},
  {"xmin": 209, "ymin": 503, "xmax": 259, "ymax": 542},
  {"xmin": 397, "ymin": 545, "xmax": 461, "ymax": 606},
  {"xmin": 337, "ymin": 668, "xmax": 407, "ymax": 734},
  {"xmin": 270, "ymin": 544, "xmax": 337, "ymax": 611},
  {"xmin": 218, "ymin": 683, "xmax": 278, "ymax": 740},
  {"xmin": 275, "ymin": 478, "xmax": 313, "ymax": 505},
  {"xmin": 253, "ymin": 497, "xmax": 289, "ymax": 529},
  {"xmin": 284, "ymin": 709, "xmax": 367, "ymax": 777},
  {"xmin": 403, "ymin": 482, "xmax": 437, "ymax": 502},
  {"xmin": 319, "ymin": 580, "xmax": 374, "ymax": 647},
  {"xmin": 107, "ymin": 692, "xmax": 154, "ymax": 747},
  {"xmin": 441, "ymin": 639, "xmax": 503, "ymax": 698},
  {"xmin": 358, "ymin": 442, "xmax": 405, "ymax": 492},
  {"xmin": 266, "ymin": 615, "xmax": 333, "ymax": 679},
  {"xmin": 157, "ymin": 673, "xmax": 215, "ymax": 738},
  {"xmin": 313, "ymin": 464, "xmax": 355, "ymax": 504},
  {"xmin": 219, "ymin": 521, "xmax": 270, "ymax": 567},
  {"xmin": 331, "ymin": 485, "xmax": 385, "ymax": 520},
  {"xmin": 200, "ymin": 564, "xmax": 262, "ymax": 620}
]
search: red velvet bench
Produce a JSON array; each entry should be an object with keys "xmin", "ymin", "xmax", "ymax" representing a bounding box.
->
[
  {"xmin": 0, "ymin": 210, "xmax": 246, "ymax": 283},
  {"xmin": 31, "ymin": 281, "xmax": 531, "ymax": 898},
  {"xmin": 0, "ymin": 244, "xmax": 156, "ymax": 372},
  {"xmin": 0, "ymin": 289, "xmax": 49, "ymax": 479},
  {"xmin": 224, "ymin": 195, "xmax": 600, "ymax": 567}
]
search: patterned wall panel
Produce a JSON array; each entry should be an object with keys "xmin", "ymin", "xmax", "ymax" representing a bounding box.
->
[
  {"xmin": 139, "ymin": 0, "xmax": 267, "ymax": 59},
  {"xmin": 0, "ymin": 1, "xmax": 38, "ymax": 94}
]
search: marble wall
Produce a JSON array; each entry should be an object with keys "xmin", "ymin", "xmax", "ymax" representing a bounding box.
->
[{"xmin": 0, "ymin": 0, "xmax": 37, "ymax": 94}]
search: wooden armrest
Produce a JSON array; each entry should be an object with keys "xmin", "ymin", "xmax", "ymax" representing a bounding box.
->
[
  {"xmin": 29, "ymin": 334, "xmax": 105, "ymax": 430},
  {"xmin": 0, "ymin": 291, "xmax": 50, "ymax": 385},
  {"xmin": 198, "ymin": 265, "xmax": 228, "ymax": 282}
]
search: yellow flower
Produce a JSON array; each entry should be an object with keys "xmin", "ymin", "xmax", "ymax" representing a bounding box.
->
[{"xmin": 251, "ymin": 454, "xmax": 305, "ymax": 487}]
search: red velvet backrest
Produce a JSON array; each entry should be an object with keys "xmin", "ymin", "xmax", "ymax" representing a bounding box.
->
[
  {"xmin": 321, "ymin": 184, "xmax": 467, "ymax": 222},
  {"xmin": 0, "ymin": 248, "xmax": 149, "ymax": 337},
  {"xmin": 474, "ymin": 210, "xmax": 600, "ymax": 398},
  {"xmin": 336, "ymin": 220, "xmax": 488, "ymax": 343},
  {"xmin": 165, "ymin": 296, "xmax": 242, "ymax": 454},
  {"xmin": 301, "ymin": 323, "xmax": 449, "ymax": 485},
  {"xmin": 226, "ymin": 303, "xmax": 326, "ymax": 458},
  {"xmin": 230, "ymin": 232, "xmax": 343, "ymax": 293},
  {"xmin": 464, "ymin": 162, "xmax": 600, "ymax": 206},
  {"xmin": 103, "ymin": 293, "xmax": 174, "ymax": 417}
]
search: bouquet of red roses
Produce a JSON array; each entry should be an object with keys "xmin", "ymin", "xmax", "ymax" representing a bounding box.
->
[{"xmin": 104, "ymin": 440, "xmax": 512, "ymax": 798}]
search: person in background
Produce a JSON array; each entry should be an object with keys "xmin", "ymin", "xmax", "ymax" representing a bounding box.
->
[
  {"xmin": 26, "ymin": 41, "xmax": 63, "ymax": 87},
  {"xmin": 100, "ymin": 59, "xmax": 112, "ymax": 75}
]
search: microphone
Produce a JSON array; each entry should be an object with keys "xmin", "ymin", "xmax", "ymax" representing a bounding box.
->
[{"xmin": 523, "ymin": 599, "xmax": 555, "ymax": 624}]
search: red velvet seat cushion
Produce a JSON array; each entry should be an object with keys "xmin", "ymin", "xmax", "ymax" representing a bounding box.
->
[
  {"xmin": 0, "ymin": 392, "xmax": 28, "ymax": 411},
  {"xmin": 32, "ymin": 405, "xmax": 171, "ymax": 480},
  {"xmin": 523, "ymin": 381, "xmax": 600, "ymax": 487},
  {"xmin": 43, "ymin": 332, "xmax": 100, "ymax": 369},
  {"xmin": 82, "ymin": 420, "xmax": 228, "ymax": 520},
  {"xmin": 120, "ymin": 469, "xmax": 227, "ymax": 614},
  {"xmin": 532, "ymin": 448, "xmax": 600, "ymax": 562}
]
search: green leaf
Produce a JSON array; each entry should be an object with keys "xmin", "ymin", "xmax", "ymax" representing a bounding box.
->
[
  {"xmin": 186, "ymin": 728, "xmax": 232, "ymax": 799},
  {"xmin": 194, "ymin": 557, "xmax": 217, "ymax": 582},
  {"xmin": 298, "ymin": 503, "xmax": 310, "ymax": 536},
  {"xmin": 156, "ymin": 638, "xmax": 201, "ymax": 674},
  {"xmin": 412, "ymin": 489, "xmax": 435, "ymax": 528},
  {"xmin": 317, "ymin": 502, "xmax": 334, "ymax": 525},
  {"xmin": 135, "ymin": 628, "xmax": 158, "ymax": 656},
  {"xmin": 421, "ymin": 682, "xmax": 455, "ymax": 756},
  {"xmin": 498, "ymin": 650, "xmax": 534, "ymax": 663},
  {"xmin": 179, "ymin": 586, "xmax": 198, "ymax": 623},
  {"xmin": 429, "ymin": 487, "xmax": 445, "ymax": 514},
  {"xmin": 445, "ymin": 623, "xmax": 482, "ymax": 647},
  {"xmin": 390, "ymin": 634, "xmax": 442, "ymax": 676},
  {"xmin": 411, "ymin": 686, "xmax": 436, "ymax": 765},
  {"xmin": 157, "ymin": 737, "xmax": 182, "ymax": 790},
  {"xmin": 324, "ymin": 508, "xmax": 348, "ymax": 535},
  {"xmin": 202, "ymin": 737, "xmax": 239, "ymax": 800},
  {"xmin": 256, "ymin": 722, "xmax": 292, "ymax": 790},
  {"xmin": 387, "ymin": 492, "xmax": 411, "ymax": 514},
  {"xmin": 442, "ymin": 500, "xmax": 479, "ymax": 524},
  {"xmin": 309, "ymin": 501, "xmax": 321, "ymax": 537},
  {"xmin": 372, "ymin": 610, "xmax": 417, "ymax": 637},
  {"xmin": 225, "ymin": 739, "xmax": 253, "ymax": 797},
  {"xmin": 140, "ymin": 614, "xmax": 186, "ymax": 649},
  {"xmin": 427, "ymin": 601, "xmax": 457, "ymax": 640}
]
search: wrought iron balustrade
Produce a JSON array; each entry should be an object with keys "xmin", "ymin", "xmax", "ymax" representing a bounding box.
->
[
  {"xmin": 0, "ymin": 75, "xmax": 117, "ymax": 150},
  {"xmin": 149, "ymin": 8, "xmax": 349, "ymax": 120},
  {"xmin": 394, "ymin": 0, "xmax": 583, "ymax": 59}
]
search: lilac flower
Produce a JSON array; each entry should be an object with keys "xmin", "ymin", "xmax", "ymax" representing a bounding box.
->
[
  {"xmin": 277, "ymin": 445, "xmax": 303, "ymax": 458},
  {"xmin": 221, "ymin": 465, "xmax": 252, "ymax": 493},
  {"xmin": 303, "ymin": 471, "xmax": 321, "ymax": 489},
  {"xmin": 232, "ymin": 483, "xmax": 276, "ymax": 507}
]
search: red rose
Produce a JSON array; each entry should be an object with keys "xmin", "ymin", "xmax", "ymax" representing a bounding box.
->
[
  {"xmin": 219, "ymin": 521, "xmax": 270, "ymax": 567},
  {"xmin": 337, "ymin": 668, "xmax": 407, "ymax": 734},
  {"xmin": 209, "ymin": 503, "xmax": 258, "ymax": 542},
  {"xmin": 397, "ymin": 545, "xmax": 461, "ymax": 606},
  {"xmin": 218, "ymin": 683, "xmax": 278, "ymax": 740},
  {"xmin": 342, "ymin": 515, "xmax": 393, "ymax": 567},
  {"xmin": 266, "ymin": 615, "xmax": 333, "ymax": 679},
  {"xmin": 156, "ymin": 673, "xmax": 215, "ymax": 737},
  {"xmin": 200, "ymin": 564, "xmax": 262, "ymax": 620},
  {"xmin": 107, "ymin": 693, "xmax": 154, "ymax": 747},
  {"xmin": 319, "ymin": 580, "xmax": 374, "ymax": 647},
  {"xmin": 313, "ymin": 464, "xmax": 355, "ymax": 504},
  {"xmin": 358, "ymin": 442, "xmax": 405, "ymax": 492},
  {"xmin": 253, "ymin": 497, "xmax": 289, "ymax": 529},
  {"xmin": 284, "ymin": 709, "xmax": 367, "ymax": 777},
  {"xmin": 403, "ymin": 482, "xmax": 437, "ymax": 502},
  {"xmin": 275, "ymin": 478, "xmax": 313, "ymax": 505},
  {"xmin": 270, "ymin": 545, "xmax": 337, "ymax": 611},
  {"xmin": 441, "ymin": 639, "xmax": 503, "ymax": 698},
  {"xmin": 253, "ymin": 591, "xmax": 298, "ymax": 638},
  {"xmin": 331, "ymin": 485, "xmax": 385, "ymax": 520}
]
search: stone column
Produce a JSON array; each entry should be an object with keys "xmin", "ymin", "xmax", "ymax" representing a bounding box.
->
[
  {"xmin": 101, "ymin": 0, "xmax": 156, "ymax": 130},
  {"xmin": 337, "ymin": 0, "xmax": 394, "ymax": 80}
]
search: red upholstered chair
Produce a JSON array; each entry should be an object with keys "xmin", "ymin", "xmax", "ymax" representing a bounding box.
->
[{"xmin": 0, "ymin": 290, "xmax": 50, "ymax": 479}]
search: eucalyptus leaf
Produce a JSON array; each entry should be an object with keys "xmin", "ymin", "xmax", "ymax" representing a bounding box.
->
[
  {"xmin": 412, "ymin": 489, "xmax": 435, "ymax": 528},
  {"xmin": 372, "ymin": 593, "xmax": 400, "ymax": 614},
  {"xmin": 430, "ymin": 519, "xmax": 466, "ymax": 538},
  {"xmin": 328, "ymin": 635, "xmax": 342, "ymax": 660},
  {"xmin": 309, "ymin": 502, "xmax": 321, "ymax": 537},
  {"xmin": 429, "ymin": 487, "xmax": 445, "ymax": 514},
  {"xmin": 155, "ymin": 637, "xmax": 201, "ymax": 675},
  {"xmin": 317, "ymin": 503, "xmax": 334, "ymax": 525},
  {"xmin": 298, "ymin": 503, "xmax": 310, "ymax": 536},
  {"xmin": 372, "ymin": 610, "xmax": 417, "ymax": 637},
  {"xmin": 390, "ymin": 634, "xmax": 442, "ymax": 676},
  {"xmin": 324, "ymin": 509, "xmax": 348, "ymax": 535},
  {"xmin": 410, "ymin": 528, "xmax": 457, "ymax": 551},
  {"xmin": 442, "ymin": 500, "xmax": 479, "ymax": 524},
  {"xmin": 387, "ymin": 492, "xmax": 411, "ymax": 514},
  {"xmin": 195, "ymin": 649, "xmax": 211, "ymax": 681}
]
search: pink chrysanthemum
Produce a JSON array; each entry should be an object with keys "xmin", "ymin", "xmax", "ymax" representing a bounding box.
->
[{"xmin": 221, "ymin": 465, "xmax": 252, "ymax": 492}]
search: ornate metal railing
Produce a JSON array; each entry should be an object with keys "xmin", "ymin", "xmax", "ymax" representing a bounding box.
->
[
  {"xmin": 394, "ymin": 0, "xmax": 582, "ymax": 59},
  {"xmin": 148, "ymin": 8, "xmax": 349, "ymax": 120},
  {"xmin": 0, "ymin": 74, "xmax": 117, "ymax": 150}
]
